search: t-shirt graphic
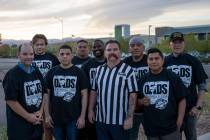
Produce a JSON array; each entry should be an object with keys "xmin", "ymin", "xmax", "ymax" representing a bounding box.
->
[
  {"xmin": 33, "ymin": 60, "xmax": 52, "ymax": 77},
  {"xmin": 24, "ymin": 80, "xmax": 42, "ymax": 107},
  {"xmin": 167, "ymin": 65, "xmax": 192, "ymax": 88},
  {"xmin": 53, "ymin": 76, "xmax": 77, "ymax": 102},
  {"xmin": 75, "ymin": 64, "xmax": 82, "ymax": 68},
  {"xmin": 133, "ymin": 66, "xmax": 149, "ymax": 80},
  {"xmin": 89, "ymin": 68, "xmax": 97, "ymax": 86},
  {"xmin": 143, "ymin": 81, "xmax": 169, "ymax": 110}
]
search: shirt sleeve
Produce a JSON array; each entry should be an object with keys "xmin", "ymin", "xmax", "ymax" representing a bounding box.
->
[
  {"xmin": 52, "ymin": 54, "xmax": 60, "ymax": 67},
  {"xmin": 91, "ymin": 67, "xmax": 98, "ymax": 91},
  {"xmin": 81, "ymin": 63, "xmax": 91, "ymax": 91},
  {"xmin": 137, "ymin": 77, "xmax": 145, "ymax": 99},
  {"xmin": 191, "ymin": 57, "xmax": 208, "ymax": 85},
  {"xmin": 36, "ymin": 69, "xmax": 47, "ymax": 94},
  {"xmin": 44, "ymin": 70, "xmax": 53, "ymax": 90},
  {"xmin": 3, "ymin": 71, "xmax": 19, "ymax": 101},
  {"xmin": 127, "ymin": 68, "xmax": 139, "ymax": 94},
  {"xmin": 171, "ymin": 73, "xmax": 187, "ymax": 102},
  {"xmin": 78, "ymin": 69, "xmax": 88, "ymax": 91}
]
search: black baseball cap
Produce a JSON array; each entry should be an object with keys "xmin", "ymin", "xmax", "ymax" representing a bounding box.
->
[{"xmin": 170, "ymin": 32, "xmax": 184, "ymax": 42}]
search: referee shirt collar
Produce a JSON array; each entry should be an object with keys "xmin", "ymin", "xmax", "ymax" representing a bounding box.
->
[{"xmin": 103, "ymin": 61, "xmax": 123, "ymax": 69}]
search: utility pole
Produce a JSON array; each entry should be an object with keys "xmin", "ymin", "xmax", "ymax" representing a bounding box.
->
[{"xmin": 148, "ymin": 25, "xmax": 152, "ymax": 48}]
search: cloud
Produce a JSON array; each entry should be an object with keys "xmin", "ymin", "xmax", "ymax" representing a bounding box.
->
[{"xmin": 0, "ymin": 0, "xmax": 210, "ymax": 39}]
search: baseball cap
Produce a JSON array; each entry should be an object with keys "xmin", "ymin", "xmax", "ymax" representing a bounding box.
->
[
  {"xmin": 170, "ymin": 32, "xmax": 184, "ymax": 42},
  {"xmin": 129, "ymin": 36, "xmax": 144, "ymax": 46}
]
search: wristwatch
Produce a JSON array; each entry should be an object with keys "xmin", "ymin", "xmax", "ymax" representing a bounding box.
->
[{"xmin": 196, "ymin": 106, "xmax": 202, "ymax": 110}]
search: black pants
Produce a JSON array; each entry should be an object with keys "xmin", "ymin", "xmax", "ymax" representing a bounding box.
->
[{"xmin": 78, "ymin": 121, "xmax": 97, "ymax": 140}]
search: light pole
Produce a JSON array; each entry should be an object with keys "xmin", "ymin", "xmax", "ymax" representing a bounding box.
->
[
  {"xmin": 148, "ymin": 25, "xmax": 152, "ymax": 48},
  {"xmin": 54, "ymin": 17, "xmax": 63, "ymax": 41}
]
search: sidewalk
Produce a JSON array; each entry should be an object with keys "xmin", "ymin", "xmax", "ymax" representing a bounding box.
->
[{"xmin": 198, "ymin": 133, "xmax": 210, "ymax": 140}]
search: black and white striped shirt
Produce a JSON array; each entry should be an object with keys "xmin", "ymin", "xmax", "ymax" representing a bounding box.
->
[{"xmin": 92, "ymin": 62, "xmax": 138, "ymax": 125}]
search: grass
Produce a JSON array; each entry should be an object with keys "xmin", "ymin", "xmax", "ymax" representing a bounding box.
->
[{"xmin": 0, "ymin": 127, "xmax": 7, "ymax": 140}]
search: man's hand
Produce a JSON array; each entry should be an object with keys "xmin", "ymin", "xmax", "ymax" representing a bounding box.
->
[
  {"xmin": 45, "ymin": 115, "xmax": 54, "ymax": 128},
  {"xmin": 77, "ymin": 115, "xmax": 85, "ymax": 129},
  {"xmin": 123, "ymin": 117, "xmax": 133, "ymax": 130},
  {"xmin": 34, "ymin": 110, "xmax": 43, "ymax": 120},
  {"xmin": 142, "ymin": 96, "xmax": 150, "ymax": 106},
  {"xmin": 26, "ymin": 113, "xmax": 42, "ymax": 125},
  {"xmin": 88, "ymin": 110, "xmax": 95, "ymax": 124},
  {"xmin": 189, "ymin": 106, "xmax": 201, "ymax": 117}
]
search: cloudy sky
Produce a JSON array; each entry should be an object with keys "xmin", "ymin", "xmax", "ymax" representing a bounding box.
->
[{"xmin": 0, "ymin": 0, "xmax": 210, "ymax": 40}]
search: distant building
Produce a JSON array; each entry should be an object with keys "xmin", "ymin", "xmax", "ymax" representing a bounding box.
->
[
  {"xmin": 115, "ymin": 24, "xmax": 130, "ymax": 41},
  {"xmin": 155, "ymin": 25, "xmax": 210, "ymax": 44}
]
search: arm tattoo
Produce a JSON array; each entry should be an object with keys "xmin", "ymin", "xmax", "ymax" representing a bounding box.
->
[{"xmin": 126, "ymin": 94, "xmax": 136, "ymax": 119}]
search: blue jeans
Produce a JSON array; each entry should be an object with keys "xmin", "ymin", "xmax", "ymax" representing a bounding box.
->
[
  {"xmin": 54, "ymin": 120, "xmax": 78, "ymax": 140},
  {"xmin": 129, "ymin": 113, "xmax": 143, "ymax": 140},
  {"xmin": 182, "ymin": 114, "xmax": 197, "ymax": 140},
  {"xmin": 96, "ymin": 122, "xmax": 129, "ymax": 140}
]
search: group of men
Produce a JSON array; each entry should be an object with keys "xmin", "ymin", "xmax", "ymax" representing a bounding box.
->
[{"xmin": 3, "ymin": 32, "xmax": 208, "ymax": 140}]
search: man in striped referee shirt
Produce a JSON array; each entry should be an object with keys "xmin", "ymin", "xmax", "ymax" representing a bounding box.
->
[{"xmin": 88, "ymin": 40, "xmax": 138, "ymax": 140}]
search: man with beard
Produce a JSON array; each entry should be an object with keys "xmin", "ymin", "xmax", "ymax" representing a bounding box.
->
[
  {"xmin": 80, "ymin": 39, "xmax": 106, "ymax": 140},
  {"xmin": 72, "ymin": 39, "xmax": 91, "ymax": 68},
  {"xmin": 88, "ymin": 40, "xmax": 138, "ymax": 140},
  {"xmin": 123, "ymin": 37, "xmax": 149, "ymax": 140}
]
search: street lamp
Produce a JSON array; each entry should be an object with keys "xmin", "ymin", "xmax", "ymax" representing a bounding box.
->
[
  {"xmin": 54, "ymin": 17, "xmax": 64, "ymax": 41},
  {"xmin": 148, "ymin": 25, "xmax": 152, "ymax": 48}
]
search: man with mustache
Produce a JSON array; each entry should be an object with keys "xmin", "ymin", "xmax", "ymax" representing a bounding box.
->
[
  {"xmin": 88, "ymin": 40, "xmax": 138, "ymax": 140},
  {"xmin": 81, "ymin": 39, "xmax": 106, "ymax": 140}
]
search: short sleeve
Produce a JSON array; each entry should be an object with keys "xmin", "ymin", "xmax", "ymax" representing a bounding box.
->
[
  {"xmin": 35, "ymin": 69, "xmax": 47, "ymax": 94},
  {"xmin": 137, "ymin": 77, "xmax": 145, "ymax": 99},
  {"xmin": 44, "ymin": 69, "xmax": 53, "ymax": 90},
  {"xmin": 170, "ymin": 73, "xmax": 187, "ymax": 102},
  {"xmin": 52, "ymin": 55, "xmax": 60, "ymax": 67},
  {"xmin": 81, "ymin": 62, "xmax": 91, "ymax": 90},
  {"xmin": 192, "ymin": 58, "xmax": 208, "ymax": 84},
  {"xmin": 127, "ymin": 69, "xmax": 139, "ymax": 93},
  {"xmin": 3, "ymin": 70, "xmax": 19, "ymax": 101},
  {"xmin": 78, "ymin": 69, "xmax": 88, "ymax": 91},
  {"xmin": 91, "ymin": 67, "xmax": 99, "ymax": 91}
]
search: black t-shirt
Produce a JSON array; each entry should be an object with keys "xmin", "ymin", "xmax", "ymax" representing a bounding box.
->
[
  {"xmin": 45, "ymin": 65, "xmax": 88, "ymax": 125},
  {"xmin": 138, "ymin": 69, "xmax": 186, "ymax": 137},
  {"xmin": 164, "ymin": 53, "xmax": 208, "ymax": 111},
  {"xmin": 72, "ymin": 56, "xmax": 91, "ymax": 68},
  {"xmin": 32, "ymin": 52, "xmax": 60, "ymax": 77},
  {"xmin": 123, "ymin": 55, "xmax": 149, "ymax": 81},
  {"xmin": 3, "ymin": 65, "xmax": 46, "ymax": 139},
  {"xmin": 81, "ymin": 58, "xmax": 106, "ymax": 90},
  {"xmin": 123, "ymin": 55, "xmax": 149, "ymax": 113}
]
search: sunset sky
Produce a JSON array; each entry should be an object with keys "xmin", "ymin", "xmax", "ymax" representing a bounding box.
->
[{"xmin": 0, "ymin": 0, "xmax": 210, "ymax": 40}]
